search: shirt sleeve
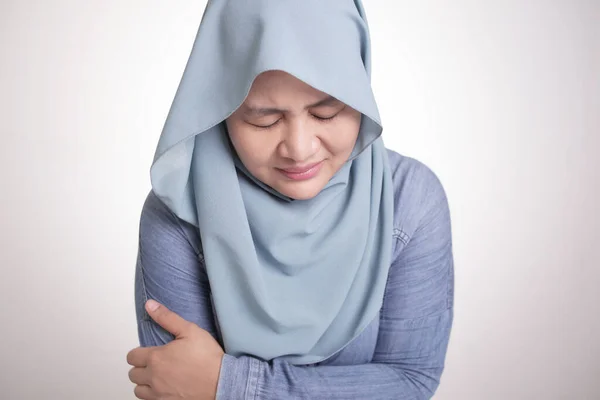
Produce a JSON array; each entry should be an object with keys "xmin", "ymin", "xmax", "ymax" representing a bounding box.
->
[
  {"xmin": 216, "ymin": 162, "xmax": 455, "ymax": 400},
  {"xmin": 134, "ymin": 191, "xmax": 220, "ymax": 346}
]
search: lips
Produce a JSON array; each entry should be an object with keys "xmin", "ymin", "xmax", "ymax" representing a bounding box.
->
[
  {"xmin": 277, "ymin": 161, "xmax": 324, "ymax": 181},
  {"xmin": 280, "ymin": 162, "xmax": 322, "ymax": 174}
]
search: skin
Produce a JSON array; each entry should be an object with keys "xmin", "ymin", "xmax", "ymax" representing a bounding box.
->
[
  {"xmin": 127, "ymin": 300, "xmax": 225, "ymax": 400},
  {"xmin": 226, "ymin": 70, "xmax": 362, "ymax": 200},
  {"xmin": 127, "ymin": 72, "xmax": 362, "ymax": 399}
]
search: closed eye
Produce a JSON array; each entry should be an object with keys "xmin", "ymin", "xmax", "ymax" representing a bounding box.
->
[
  {"xmin": 249, "ymin": 119, "xmax": 281, "ymax": 129},
  {"xmin": 311, "ymin": 105, "xmax": 345, "ymax": 122},
  {"xmin": 311, "ymin": 113, "xmax": 338, "ymax": 121}
]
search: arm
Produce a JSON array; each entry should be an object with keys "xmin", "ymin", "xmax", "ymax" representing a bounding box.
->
[
  {"xmin": 217, "ymin": 163, "xmax": 454, "ymax": 400},
  {"xmin": 135, "ymin": 161, "xmax": 454, "ymax": 400},
  {"xmin": 134, "ymin": 191, "xmax": 219, "ymax": 347}
]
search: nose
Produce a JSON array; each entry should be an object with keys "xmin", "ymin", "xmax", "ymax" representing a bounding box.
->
[{"xmin": 278, "ymin": 119, "xmax": 319, "ymax": 162}]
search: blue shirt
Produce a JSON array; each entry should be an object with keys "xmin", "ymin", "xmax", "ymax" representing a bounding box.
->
[{"xmin": 134, "ymin": 149, "xmax": 454, "ymax": 399}]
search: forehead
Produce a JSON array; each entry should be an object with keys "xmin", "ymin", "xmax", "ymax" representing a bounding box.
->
[{"xmin": 245, "ymin": 70, "xmax": 329, "ymax": 104}]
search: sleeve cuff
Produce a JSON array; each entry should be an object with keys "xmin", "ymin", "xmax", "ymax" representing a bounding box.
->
[{"xmin": 216, "ymin": 353, "xmax": 261, "ymax": 400}]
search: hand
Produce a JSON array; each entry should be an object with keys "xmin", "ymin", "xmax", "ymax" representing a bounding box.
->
[{"xmin": 127, "ymin": 300, "xmax": 225, "ymax": 400}]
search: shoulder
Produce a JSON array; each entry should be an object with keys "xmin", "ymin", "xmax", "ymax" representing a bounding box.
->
[{"xmin": 386, "ymin": 148, "xmax": 450, "ymax": 242}]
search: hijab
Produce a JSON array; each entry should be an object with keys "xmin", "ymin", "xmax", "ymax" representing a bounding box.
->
[{"xmin": 150, "ymin": 0, "xmax": 393, "ymax": 365}]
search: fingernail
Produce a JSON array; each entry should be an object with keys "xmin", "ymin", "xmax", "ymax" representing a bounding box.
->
[{"xmin": 146, "ymin": 299, "xmax": 160, "ymax": 312}]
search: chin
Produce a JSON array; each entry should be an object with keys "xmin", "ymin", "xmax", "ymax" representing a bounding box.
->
[{"xmin": 276, "ymin": 182, "xmax": 325, "ymax": 200}]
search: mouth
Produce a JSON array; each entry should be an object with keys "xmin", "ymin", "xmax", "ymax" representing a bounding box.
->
[{"xmin": 277, "ymin": 161, "xmax": 324, "ymax": 181}]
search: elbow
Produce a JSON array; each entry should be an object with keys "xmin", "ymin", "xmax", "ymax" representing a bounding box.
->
[{"xmin": 394, "ymin": 366, "xmax": 445, "ymax": 400}]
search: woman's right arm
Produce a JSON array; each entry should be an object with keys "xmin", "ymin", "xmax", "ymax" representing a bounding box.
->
[{"xmin": 134, "ymin": 191, "xmax": 219, "ymax": 347}]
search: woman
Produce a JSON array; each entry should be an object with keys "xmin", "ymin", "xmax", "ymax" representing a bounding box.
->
[{"xmin": 127, "ymin": 1, "xmax": 454, "ymax": 399}]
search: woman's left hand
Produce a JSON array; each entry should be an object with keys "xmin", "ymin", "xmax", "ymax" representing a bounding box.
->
[{"xmin": 127, "ymin": 300, "xmax": 225, "ymax": 400}]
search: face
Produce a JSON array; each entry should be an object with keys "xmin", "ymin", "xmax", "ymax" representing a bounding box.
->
[{"xmin": 226, "ymin": 70, "xmax": 362, "ymax": 200}]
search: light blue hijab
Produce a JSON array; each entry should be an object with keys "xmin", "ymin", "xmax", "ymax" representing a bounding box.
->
[{"xmin": 150, "ymin": 0, "xmax": 393, "ymax": 365}]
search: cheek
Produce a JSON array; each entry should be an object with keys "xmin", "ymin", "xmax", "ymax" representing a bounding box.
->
[
  {"xmin": 227, "ymin": 122, "xmax": 275, "ymax": 167},
  {"xmin": 324, "ymin": 119, "xmax": 361, "ymax": 157}
]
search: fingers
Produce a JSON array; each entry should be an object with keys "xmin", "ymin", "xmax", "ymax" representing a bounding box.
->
[
  {"xmin": 127, "ymin": 347, "xmax": 153, "ymax": 367},
  {"xmin": 128, "ymin": 367, "xmax": 151, "ymax": 386},
  {"xmin": 133, "ymin": 384, "xmax": 155, "ymax": 400},
  {"xmin": 145, "ymin": 299, "xmax": 192, "ymax": 338}
]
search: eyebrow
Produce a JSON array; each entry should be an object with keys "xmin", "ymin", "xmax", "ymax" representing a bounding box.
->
[{"xmin": 243, "ymin": 95, "xmax": 339, "ymax": 117}]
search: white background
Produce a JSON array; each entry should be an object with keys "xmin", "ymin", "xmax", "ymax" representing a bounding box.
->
[{"xmin": 1, "ymin": 1, "xmax": 599, "ymax": 399}]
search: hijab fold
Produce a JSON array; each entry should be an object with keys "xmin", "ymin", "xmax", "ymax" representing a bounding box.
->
[{"xmin": 150, "ymin": 0, "xmax": 393, "ymax": 365}]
